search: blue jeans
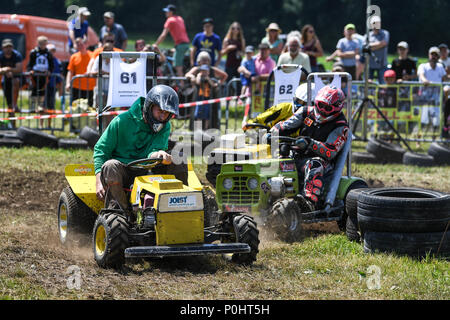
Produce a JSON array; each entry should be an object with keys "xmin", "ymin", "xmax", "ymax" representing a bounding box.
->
[{"xmin": 369, "ymin": 67, "xmax": 387, "ymax": 84}]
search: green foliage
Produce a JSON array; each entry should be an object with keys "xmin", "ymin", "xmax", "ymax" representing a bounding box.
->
[{"xmin": 1, "ymin": 0, "xmax": 448, "ymax": 57}]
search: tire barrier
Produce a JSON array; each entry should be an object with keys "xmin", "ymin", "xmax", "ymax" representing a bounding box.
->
[
  {"xmin": 353, "ymin": 187, "xmax": 450, "ymax": 258},
  {"xmin": 402, "ymin": 151, "xmax": 435, "ymax": 167},
  {"xmin": 365, "ymin": 137, "xmax": 406, "ymax": 163},
  {"xmin": 0, "ymin": 126, "xmax": 99, "ymax": 150},
  {"xmin": 427, "ymin": 142, "xmax": 450, "ymax": 165},
  {"xmin": 351, "ymin": 151, "xmax": 383, "ymax": 164},
  {"xmin": 353, "ymin": 138, "xmax": 449, "ymax": 166}
]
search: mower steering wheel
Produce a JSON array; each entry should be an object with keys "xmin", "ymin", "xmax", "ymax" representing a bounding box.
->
[
  {"xmin": 274, "ymin": 136, "xmax": 310, "ymax": 158},
  {"xmin": 126, "ymin": 157, "xmax": 163, "ymax": 170}
]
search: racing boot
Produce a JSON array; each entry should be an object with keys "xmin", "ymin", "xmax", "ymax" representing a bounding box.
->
[{"xmin": 296, "ymin": 194, "xmax": 316, "ymax": 212}]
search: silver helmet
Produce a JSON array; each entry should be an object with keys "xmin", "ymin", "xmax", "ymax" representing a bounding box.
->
[{"xmin": 143, "ymin": 85, "xmax": 179, "ymax": 133}]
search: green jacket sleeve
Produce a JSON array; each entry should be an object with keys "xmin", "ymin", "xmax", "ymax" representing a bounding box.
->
[{"xmin": 93, "ymin": 119, "xmax": 119, "ymax": 175}]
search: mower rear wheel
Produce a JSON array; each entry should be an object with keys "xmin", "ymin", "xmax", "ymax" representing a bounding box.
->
[
  {"xmin": 231, "ymin": 215, "xmax": 259, "ymax": 265},
  {"xmin": 93, "ymin": 213, "xmax": 130, "ymax": 268},
  {"xmin": 57, "ymin": 186, "xmax": 96, "ymax": 245},
  {"xmin": 268, "ymin": 198, "xmax": 303, "ymax": 242}
]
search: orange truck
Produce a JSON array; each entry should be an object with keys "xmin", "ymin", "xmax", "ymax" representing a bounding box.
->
[{"xmin": 0, "ymin": 13, "xmax": 99, "ymax": 70}]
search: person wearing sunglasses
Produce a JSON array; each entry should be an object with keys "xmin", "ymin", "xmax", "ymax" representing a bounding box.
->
[
  {"xmin": 270, "ymin": 86, "xmax": 348, "ymax": 210},
  {"xmin": 91, "ymin": 33, "xmax": 123, "ymax": 60}
]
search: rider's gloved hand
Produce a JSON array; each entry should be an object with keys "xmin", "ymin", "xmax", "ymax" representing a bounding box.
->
[
  {"xmin": 295, "ymin": 137, "xmax": 311, "ymax": 151},
  {"xmin": 150, "ymin": 150, "xmax": 172, "ymax": 165}
]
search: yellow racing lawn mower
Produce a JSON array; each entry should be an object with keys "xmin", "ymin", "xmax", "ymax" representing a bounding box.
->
[{"xmin": 57, "ymin": 158, "xmax": 259, "ymax": 268}]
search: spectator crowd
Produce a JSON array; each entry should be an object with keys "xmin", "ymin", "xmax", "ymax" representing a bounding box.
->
[{"xmin": 0, "ymin": 4, "xmax": 449, "ymax": 132}]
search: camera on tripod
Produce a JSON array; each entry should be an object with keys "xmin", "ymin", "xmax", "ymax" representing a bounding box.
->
[{"xmin": 362, "ymin": 45, "xmax": 372, "ymax": 55}]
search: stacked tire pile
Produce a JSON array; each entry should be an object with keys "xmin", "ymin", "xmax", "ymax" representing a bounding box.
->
[
  {"xmin": 352, "ymin": 137, "xmax": 450, "ymax": 166},
  {"xmin": 345, "ymin": 187, "xmax": 450, "ymax": 258},
  {"xmin": 0, "ymin": 126, "xmax": 100, "ymax": 150}
]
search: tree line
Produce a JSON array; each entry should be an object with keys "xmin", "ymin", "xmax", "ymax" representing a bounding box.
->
[{"xmin": 2, "ymin": 0, "xmax": 449, "ymax": 56}]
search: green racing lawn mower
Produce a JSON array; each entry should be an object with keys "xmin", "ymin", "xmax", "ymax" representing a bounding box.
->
[{"xmin": 214, "ymin": 72, "xmax": 368, "ymax": 241}]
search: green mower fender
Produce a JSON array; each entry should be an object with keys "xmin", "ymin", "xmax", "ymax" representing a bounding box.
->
[{"xmin": 335, "ymin": 176, "xmax": 368, "ymax": 201}]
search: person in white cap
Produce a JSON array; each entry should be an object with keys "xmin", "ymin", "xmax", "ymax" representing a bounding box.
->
[
  {"xmin": 417, "ymin": 46, "xmax": 447, "ymax": 139},
  {"xmin": 418, "ymin": 47, "xmax": 447, "ymax": 85},
  {"xmin": 363, "ymin": 15, "xmax": 389, "ymax": 84},
  {"xmin": 391, "ymin": 41, "xmax": 417, "ymax": 83},
  {"xmin": 68, "ymin": 7, "xmax": 91, "ymax": 53}
]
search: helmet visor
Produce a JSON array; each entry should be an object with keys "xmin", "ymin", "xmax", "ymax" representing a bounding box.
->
[{"xmin": 316, "ymin": 101, "xmax": 340, "ymax": 116}]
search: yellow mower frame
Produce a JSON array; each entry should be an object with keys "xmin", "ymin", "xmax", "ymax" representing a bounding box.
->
[{"xmin": 58, "ymin": 160, "xmax": 259, "ymax": 268}]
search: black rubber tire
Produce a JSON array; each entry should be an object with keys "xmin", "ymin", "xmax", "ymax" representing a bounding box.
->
[
  {"xmin": 231, "ymin": 214, "xmax": 260, "ymax": 265},
  {"xmin": 428, "ymin": 142, "xmax": 450, "ymax": 165},
  {"xmin": 403, "ymin": 151, "xmax": 435, "ymax": 167},
  {"xmin": 345, "ymin": 215, "xmax": 361, "ymax": 242},
  {"xmin": 340, "ymin": 181, "xmax": 369, "ymax": 231},
  {"xmin": 357, "ymin": 187, "xmax": 450, "ymax": 233},
  {"xmin": 366, "ymin": 138, "xmax": 405, "ymax": 163},
  {"xmin": 57, "ymin": 186, "xmax": 97, "ymax": 245},
  {"xmin": 2, "ymin": 131, "xmax": 21, "ymax": 140},
  {"xmin": 363, "ymin": 230, "xmax": 450, "ymax": 258},
  {"xmin": 340, "ymin": 181, "xmax": 369, "ymax": 238},
  {"xmin": 79, "ymin": 126, "xmax": 100, "ymax": 149},
  {"xmin": 17, "ymin": 126, "xmax": 58, "ymax": 148},
  {"xmin": 203, "ymin": 188, "xmax": 219, "ymax": 228},
  {"xmin": 205, "ymin": 163, "xmax": 222, "ymax": 187},
  {"xmin": 93, "ymin": 213, "xmax": 130, "ymax": 268},
  {"xmin": 267, "ymin": 198, "xmax": 303, "ymax": 242},
  {"xmin": 352, "ymin": 152, "xmax": 383, "ymax": 164},
  {"xmin": 0, "ymin": 138, "xmax": 23, "ymax": 148},
  {"xmin": 58, "ymin": 138, "xmax": 89, "ymax": 150}
]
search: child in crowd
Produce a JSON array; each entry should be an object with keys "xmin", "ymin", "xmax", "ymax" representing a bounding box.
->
[
  {"xmin": 238, "ymin": 45, "xmax": 260, "ymax": 96},
  {"xmin": 194, "ymin": 64, "xmax": 218, "ymax": 129}
]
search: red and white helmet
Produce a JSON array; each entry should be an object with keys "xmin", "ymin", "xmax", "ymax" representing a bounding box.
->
[{"xmin": 314, "ymin": 86, "xmax": 346, "ymax": 123}]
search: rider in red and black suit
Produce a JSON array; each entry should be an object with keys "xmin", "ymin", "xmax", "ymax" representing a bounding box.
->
[{"xmin": 270, "ymin": 85, "xmax": 349, "ymax": 209}]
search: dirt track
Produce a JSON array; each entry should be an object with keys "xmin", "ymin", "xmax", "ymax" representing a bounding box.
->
[{"xmin": 0, "ymin": 169, "xmax": 346, "ymax": 299}]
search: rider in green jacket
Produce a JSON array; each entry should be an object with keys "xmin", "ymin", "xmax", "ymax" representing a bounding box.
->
[{"xmin": 94, "ymin": 85, "xmax": 181, "ymax": 213}]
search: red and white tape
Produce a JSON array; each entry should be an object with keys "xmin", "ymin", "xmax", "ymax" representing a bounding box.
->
[{"xmin": 0, "ymin": 95, "xmax": 250, "ymax": 122}]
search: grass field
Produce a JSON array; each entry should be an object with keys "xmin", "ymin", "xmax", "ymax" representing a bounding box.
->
[
  {"xmin": 0, "ymin": 34, "xmax": 447, "ymax": 300},
  {"xmin": 0, "ymin": 143, "xmax": 448, "ymax": 300}
]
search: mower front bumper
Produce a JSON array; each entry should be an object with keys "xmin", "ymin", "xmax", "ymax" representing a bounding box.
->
[{"xmin": 124, "ymin": 243, "xmax": 250, "ymax": 258}]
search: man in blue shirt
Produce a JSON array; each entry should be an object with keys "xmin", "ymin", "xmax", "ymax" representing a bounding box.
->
[
  {"xmin": 190, "ymin": 18, "xmax": 222, "ymax": 67},
  {"xmin": 100, "ymin": 12, "xmax": 128, "ymax": 51},
  {"xmin": 326, "ymin": 24, "xmax": 359, "ymax": 79},
  {"xmin": 364, "ymin": 16, "xmax": 389, "ymax": 84},
  {"xmin": 68, "ymin": 7, "xmax": 91, "ymax": 53}
]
